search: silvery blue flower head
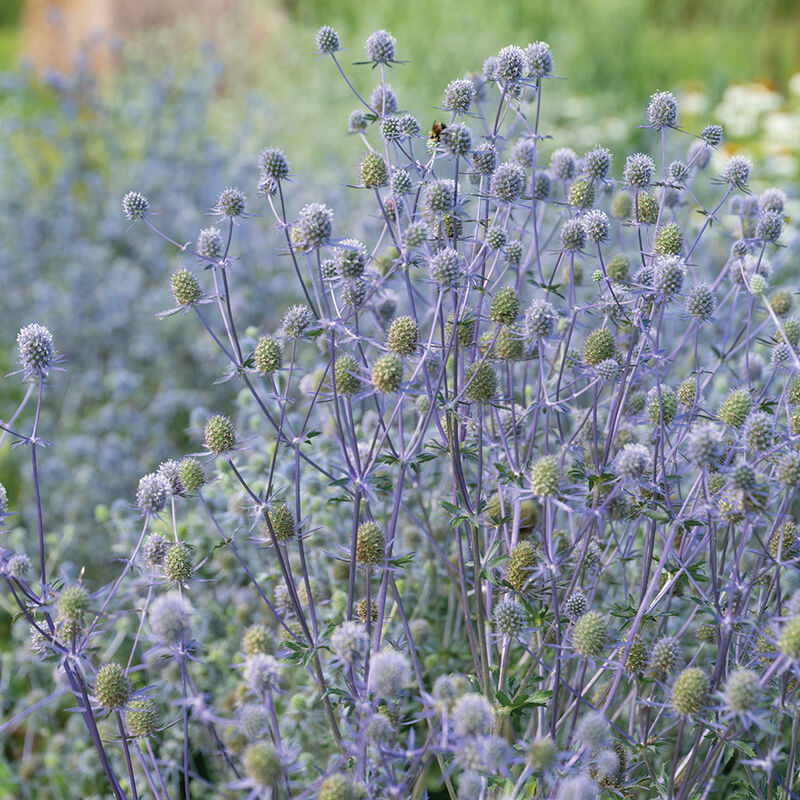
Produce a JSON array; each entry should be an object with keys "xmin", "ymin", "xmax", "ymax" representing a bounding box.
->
[
  {"xmin": 365, "ymin": 29, "xmax": 396, "ymax": 64},
  {"xmin": 722, "ymin": 155, "xmax": 752, "ymax": 190},
  {"xmin": 315, "ymin": 25, "xmax": 340, "ymax": 55},
  {"xmin": 17, "ymin": 323, "xmax": 55, "ymax": 377},
  {"xmin": 624, "ymin": 153, "xmax": 655, "ymax": 188},
  {"xmin": 122, "ymin": 191, "xmax": 149, "ymax": 222},
  {"xmin": 442, "ymin": 78, "xmax": 475, "ymax": 114},
  {"xmin": 647, "ymin": 90, "xmax": 679, "ymax": 129},
  {"xmin": 369, "ymin": 647, "xmax": 410, "ymax": 697},
  {"xmin": 525, "ymin": 41, "xmax": 553, "ymax": 78},
  {"xmin": 583, "ymin": 145, "xmax": 612, "ymax": 180},
  {"xmin": 495, "ymin": 45, "xmax": 526, "ymax": 83}
]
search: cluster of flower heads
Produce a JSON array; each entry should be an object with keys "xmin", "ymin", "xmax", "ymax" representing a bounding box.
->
[{"xmin": 3, "ymin": 24, "xmax": 800, "ymax": 800}]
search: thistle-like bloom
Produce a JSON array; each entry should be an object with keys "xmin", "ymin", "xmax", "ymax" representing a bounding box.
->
[
  {"xmin": 122, "ymin": 191, "xmax": 149, "ymax": 221},
  {"xmin": 149, "ymin": 592, "xmax": 193, "ymax": 646},
  {"xmin": 615, "ymin": 443, "xmax": 650, "ymax": 479},
  {"xmin": 624, "ymin": 153, "xmax": 655, "ymax": 188},
  {"xmin": 136, "ymin": 473, "xmax": 170, "ymax": 515},
  {"xmin": 366, "ymin": 29, "xmax": 396, "ymax": 64},
  {"xmin": 647, "ymin": 90, "xmax": 679, "ymax": 129},
  {"xmin": 369, "ymin": 647, "xmax": 410, "ymax": 697},
  {"xmin": 491, "ymin": 162, "xmax": 526, "ymax": 203},
  {"xmin": 442, "ymin": 78, "xmax": 475, "ymax": 114},
  {"xmin": 330, "ymin": 620, "xmax": 368, "ymax": 663},
  {"xmin": 722, "ymin": 155, "xmax": 752, "ymax": 190},
  {"xmin": 452, "ymin": 692, "xmax": 494, "ymax": 738},
  {"xmin": 17, "ymin": 324, "xmax": 55, "ymax": 376},
  {"xmin": 525, "ymin": 41, "xmax": 553, "ymax": 78},
  {"xmin": 315, "ymin": 25, "xmax": 340, "ymax": 54}
]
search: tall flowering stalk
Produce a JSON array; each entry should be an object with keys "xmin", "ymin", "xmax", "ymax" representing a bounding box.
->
[{"xmin": 2, "ymin": 26, "xmax": 800, "ymax": 800}]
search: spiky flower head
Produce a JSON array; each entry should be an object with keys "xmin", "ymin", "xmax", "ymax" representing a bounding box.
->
[
  {"xmin": 214, "ymin": 187, "xmax": 246, "ymax": 217},
  {"xmin": 17, "ymin": 324, "xmax": 54, "ymax": 375},
  {"xmin": 573, "ymin": 611, "xmax": 608, "ymax": 658},
  {"xmin": 567, "ymin": 179, "xmax": 595, "ymax": 209},
  {"xmin": 157, "ymin": 460, "xmax": 183, "ymax": 497},
  {"xmin": 654, "ymin": 223, "xmax": 683, "ymax": 256},
  {"xmin": 424, "ymin": 179, "xmax": 455, "ymax": 215},
  {"xmin": 671, "ymin": 667, "xmax": 708, "ymax": 716},
  {"xmin": 757, "ymin": 210, "xmax": 784, "ymax": 244},
  {"xmin": 583, "ymin": 145, "xmax": 611, "ymax": 180},
  {"xmin": 442, "ymin": 78, "xmax": 475, "ymax": 114},
  {"xmin": 777, "ymin": 451, "xmax": 800, "ymax": 488},
  {"xmin": 137, "ymin": 473, "xmax": 169, "ymax": 515},
  {"xmin": 550, "ymin": 148, "xmax": 577, "ymax": 181},
  {"xmin": 386, "ymin": 316, "xmax": 418, "ymax": 356},
  {"xmin": 164, "ymin": 542, "xmax": 193, "ymax": 584},
  {"xmin": 358, "ymin": 151, "xmax": 390, "ymax": 190},
  {"xmin": 564, "ymin": 590, "xmax": 588, "ymax": 619},
  {"xmin": 701, "ymin": 124, "xmax": 723, "ymax": 146},
  {"xmin": 605, "ymin": 254, "xmax": 629, "ymax": 283},
  {"xmin": 718, "ymin": 388, "xmax": 751, "ymax": 428},
  {"xmin": 653, "ymin": 255, "xmax": 685, "ymax": 298},
  {"xmin": 615, "ymin": 443, "xmax": 650, "ymax": 480},
  {"xmin": 348, "ymin": 109, "xmax": 368, "ymax": 133},
  {"xmin": 534, "ymin": 171, "xmax": 552, "ymax": 200},
  {"xmin": 560, "ymin": 218, "xmax": 586, "ymax": 252},
  {"xmin": 95, "ymin": 662, "xmax": 131, "ymax": 710},
  {"xmin": 472, "ymin": 142, "xmax": 498, "ymax": 175},
  {"xmin": 122, "ymin": 191, "xmax": 149, "ymax": 221},
  {"xmin": 724, "ymin": 668, "xmax": 762, "ymax": 714},
  {"xmin": 491, "ymin": 162, "xmax": 526, "ymax": 203},
  {"xmin": 258, "ymin": 147, "xmax": 290, "ymax": 182},
  {"xmin": 126, "ymin": 699, "xmax": 160, "ymax": 738},
  {"xmin": 331, "ymin": 620, "xmax": 368, "ymax": 664},
  {"xmin": 315, "ymin": 25, "xmax": 340, "ymax": 54},
  {"xmin": 685, "ymin": 283, "xmax": 717, "ymax": 321},
  {"xmin": 506, "ymin": 541, "xmax": 537, "ymax": 592},
  {"xmin": 58, "ymin": 585, "xmax": 89, "ymax": 622},
  {"xmin": 624, "ymin": 153, "xmax": 655, "ymax": 188},
  {"xmin": 722, "ymin": 155, "xmax": 752, "ymax": 190},
  {"xmin": 6, "ymin": 553, "xmax": 30, "ymax": 579},
  {"xmin": 371, "ymin": 354, "xmax": 403, "ymax": 393},
  {"xmin": 266, "ymin": 502, "xmax": 295, "ymax": 542},
  {"xmin": 253, "ymin": 335, "xmax": 283, "ymax": 375},
  {"xmin": 428, "ymin": 247, "xmax": 464, "ymax": 287},
  {"xmin": 525, "ymin": 299, "xmax": 556, "ymax": 338},
  {"xmin": 333, "ymin": 354, "xmax": 361, "ymax": 396},
  {"xmin": 583, "ymin": 327, "xmax": 616, "ymax": 366},
  {"xmin": 465, "ymin": 362, "xmax": 497, "ymax": 403},
  {"xmin": 487, "ymin": 226, "xmax": 508, "ymax": 250},
  {"xmin": 452, "ymin": 693, "xmax": 494, "ymax": 738},
  {"xmin": 770, "ymin": 519, "xmax": 796, "ymax": 560},
  {"xmin": 178, "ymin": 458, "xmax": 205, "ymax": 493},
  {"xmin": 531, "ymin": 454, "xmax": 561, "ymax": 497},
  {"xmin": 649, "ymin": 636, "xmax": 679, "ymax": 676},
  {"xmin": 742, "ymin": 411, "xmax": 773, "ymax": 452},
  {"xmin": 648, "ymin": 386, "xmax": 678, "ymax": 427},
  {"xmin": 648, "ymin": 90, "xmax": 679, "ymax": 129},
  {"xmin": 525, "ymin": 41, "xmax": 553, "ymax": 78},
  {"xmin": 204, "ymin": 414, "xmax": 236, "ymax": 455},
  {"xmin": 244, "ymin": 742, "xmax": 282, "ymax": 788},
  {"xmin": 370, "ymin": 84, "xmax": 397, "ymax": 115},
  {"xmin": 365, "ymin": 29, "xmax": 395, "ymax": 63},
  {"xmin": 369, "ymin": 647, "xmax": 410, "ymax": 697},
  {"xmin": 582, "ymin": 210, "xmax": 610, "ymax": 244},
  {"xmin": 242, "ymin": 623, "xmax": 273, "ymax": 656},
  {"xmin": 356, "ymin": 521, "xmax": 385, "ymax": 565},
  {"xmin": 439, "ymin": 122, "xmax": 472, "ymax": 157},
  {"xmin": 686, "ymin": 423, "xmax": 723, "ymax": 466},
  {"xmin": 245, "ymin": 653, "xmax": 281, "ymax": 694},
  {"xmin": 577, "ymin": 710, "xmax": 609, "ymax": 750},
  {"xmin": 149, "ymin": 592, "xmax": 192, "ymax": 646},
  {"xmin": 319, "ymin": 773, "xmax": 356, "ymax": 800},
  {"xmin": 528, "ymin": 735, "xmax": 556, "ymax": 770},
  {"xmin": 490, "ymin": 287, "xmax": 520, "ymax": 326},
  {"xmin": 295, "ymin": 203, "xmax": 333, "ymax": 249},
  {"xmin": 779, "ymin": 616, "xmax": 800, "ymax": 659},
  {"xmin": 770, "ymin": 289, "xmax": 793, "ymax": 317},
  {"xmin": 496, "ymin": 45, "xmax": 526, "ymax": 82},
  {"xmin": 625, "ymin": 638, "xmax": 649, "ymax": 673},
  {"xmin": 169, "ymin": 269, "xmax": 202, "ymax": 306},
  {"xmin": 493, "ymin": 597, "xmax": 525, "ymax": 636},
  {"xmin": 512, "ymin": 137, "xmax": 535, "ymax": 167}
]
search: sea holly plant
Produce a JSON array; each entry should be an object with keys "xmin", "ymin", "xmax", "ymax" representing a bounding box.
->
[{"xmin": 2, "ymin": 24, "xmax": 800, "ymax": 800}]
